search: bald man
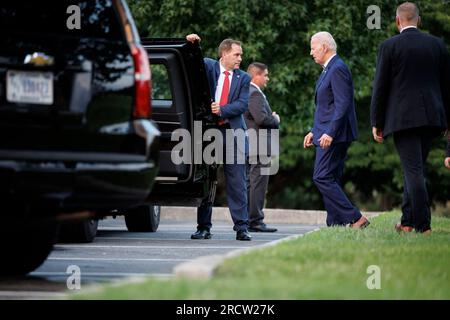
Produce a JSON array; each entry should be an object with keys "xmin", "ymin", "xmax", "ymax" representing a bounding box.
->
[
  {"xmin": 371, "ymin": 2, "xmax": 450, "ymax": 234},
  {"xmin": 304, "ymin": 32, "xmax": 369, "ymax": 228}
]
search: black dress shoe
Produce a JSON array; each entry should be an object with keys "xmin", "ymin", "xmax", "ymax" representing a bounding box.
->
[
  {"xmin": 236, "ymin": 230, "xmax": 252, "ymax": 241},
  {"xmin": 248, "ymin": 224, "xmax": 278, "ymax": 233},
  {"xmin": 190, "ymin": 229, "xmax": 212, "ymax": 239}
]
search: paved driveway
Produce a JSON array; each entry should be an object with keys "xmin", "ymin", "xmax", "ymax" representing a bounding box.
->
[{"xmin": 0, "ymin": 217, "xmax": 319, "ymax": 299}]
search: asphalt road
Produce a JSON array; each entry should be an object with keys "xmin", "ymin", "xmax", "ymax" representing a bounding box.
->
[{"xmin": 0, "ymin": 217, "xmax": 319, "ymax": 299}]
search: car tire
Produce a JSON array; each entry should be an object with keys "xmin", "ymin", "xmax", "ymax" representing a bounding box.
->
[
  {"xmin": 58, "ymin": 219, "xmax": 98, "ymax": 243},
  {"xmin": 125, "ymin": 205, "xmax": 160, "ymax": 232},
  {"xmin": 0, "ymin": 220, "xmax": 59, "ymax": 276}
]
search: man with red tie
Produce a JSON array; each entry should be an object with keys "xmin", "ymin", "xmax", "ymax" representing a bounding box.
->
[{"xmin": 186, "ymin": 34, "xmax": 252, "ymax": 241}]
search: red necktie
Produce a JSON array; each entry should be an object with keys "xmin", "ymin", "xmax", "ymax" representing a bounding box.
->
[
  {"xmin": 218, "ymin": 71, "xmax": 230, "ymax": 125},
  {"xmin": 220, "ymin": 71, "xmax": 230, "ymax": 106}
]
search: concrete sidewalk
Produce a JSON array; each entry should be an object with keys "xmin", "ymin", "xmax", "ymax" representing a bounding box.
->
[{"xmin": 161, "ymin": 206, "xmax": 381, "ymax": 225}]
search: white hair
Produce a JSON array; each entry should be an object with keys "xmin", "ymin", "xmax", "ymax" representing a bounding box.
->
[{"xmin": 311, "ymin": 32, "xmax": 337, "ymax": 52}]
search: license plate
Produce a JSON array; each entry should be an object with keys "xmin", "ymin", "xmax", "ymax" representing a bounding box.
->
[{"xmin": 7, "ymin": 70, "xmax": 54, "ymax": 105}]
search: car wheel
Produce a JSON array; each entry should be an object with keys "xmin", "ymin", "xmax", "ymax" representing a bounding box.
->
[
  {"xmin": 0, "ymin": 219, "xmax": 59, "ymax": 276},
  {"xmin": 58, "ymin": 219, "xmax": 98, "ymax": 243},
  {"xmin": 125, "ymin": 205, "xmax": 160, "ymax": 232}
]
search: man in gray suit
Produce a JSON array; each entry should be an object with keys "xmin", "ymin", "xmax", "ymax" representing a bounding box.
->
[{"xmin": 245, "ymin": 62, "xmax": 279, "ymax": 232}]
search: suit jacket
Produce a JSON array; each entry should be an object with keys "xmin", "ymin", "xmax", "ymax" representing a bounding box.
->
[
  {"xmin": 312, "ymin": 55, "xmax": 358, "ymax": 145},
  {"xmin": 245, "ymin": 83, "xmax": 279, "ymax": 158},
  {"xmin": 203, "ymin": 58, "xmax": 251, "ymax": 130},
  {"xmin": 370, "ymin": 28, "xmax": 450, "ymax": 137}
]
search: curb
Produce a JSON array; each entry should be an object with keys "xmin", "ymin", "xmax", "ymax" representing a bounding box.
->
[
  {"xmin": 66, "ymin": 210, "xmax": 384, "ymax": 297},
  {"xmin": 173, "ymin": 227, "xmax": 322, "ymax": 279},
  {"xmin": 174, "ymin": 211, "xmax": 384, "ymax": 279},
  {"xmin": 161, "ymin": 206, "xmax": 382, "ymax": 225}
]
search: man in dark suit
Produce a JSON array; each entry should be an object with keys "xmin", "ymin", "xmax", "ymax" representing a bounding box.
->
[
  {"xmin": 245, "ymin": 62, "xmax": 279, "ymax": 232},
  {"xmin": 371, "ymin": 2, "xmax": 450, "ymax": 234},
  {"xmin": 186, "ymin": 33, "xmax": 252, "ymax": 241},
  {"xmin": 304, "ymin": 32, "xmax": 369, "ymax": 228}
]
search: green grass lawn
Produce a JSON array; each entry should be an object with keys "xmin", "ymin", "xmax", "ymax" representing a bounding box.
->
[{"xmin": 74, "ymin": 211, "xmax": 450, "ymax": 299}]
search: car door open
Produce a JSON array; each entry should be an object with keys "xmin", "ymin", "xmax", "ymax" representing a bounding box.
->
[{"xmin": 143, "ymin": 39, "xmax": 218, "ymax": 207}]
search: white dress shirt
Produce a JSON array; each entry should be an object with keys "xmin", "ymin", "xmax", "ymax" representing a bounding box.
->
[
  {"xmin": 250, "ymin": 82, "xmax": 265, "ymax": 98},
  {"xmin": 215, "ymin": 62, "xmax": 234, "ymax": 103},
  {"xmin": 323, "ymin": 53, "xmax": 337, "ymax": 69}
]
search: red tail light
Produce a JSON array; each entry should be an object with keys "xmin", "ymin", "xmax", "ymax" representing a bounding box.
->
[{"xmin": 131, "ymin": 44, "xmax": 151, "ymax": 118}]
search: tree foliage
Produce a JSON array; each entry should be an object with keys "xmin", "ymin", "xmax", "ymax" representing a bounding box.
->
[{"xmin": 128, "ymin": 0, "xmax": 450, "ymax": 211}]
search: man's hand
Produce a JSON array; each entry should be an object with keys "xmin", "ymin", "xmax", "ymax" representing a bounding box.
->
[
  {"xmin": 445, "ymin": 157, "xmax": 450, "ymax": 169},
  {"xmin": 272, "ymin": 111, "xmax": 280, "ymax": 124},
  {"xmin": 372, "ymin": 127, "xmax": 384, "ymax": 143},
  {"xmin": 318, "ymin": 134, "xmax": 333, "ymax": 149},
  {"xmin": 211, "ymin": 102, "xmax": 221, "ymax": 115},
  {"xmin": 303, "ymin": 132, "xmax": 314, "ymax": 149},
  {"xmin": 186, "ymin": 34, "xmax": 201, "ymax": 43}
]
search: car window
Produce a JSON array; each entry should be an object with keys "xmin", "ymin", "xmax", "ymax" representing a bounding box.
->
[
  {"xmin": 151, "ymin": 63, "xmax": 173, "ymax": 104},
  {"xmin": 0, "ymin": 0, "xmax": 124, "ymax": 40}
]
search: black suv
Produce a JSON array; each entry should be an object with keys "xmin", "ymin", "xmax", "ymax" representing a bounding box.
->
[{"xmin": 0, "ymin": 0, "xmax": 217, "ymax": 275}]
